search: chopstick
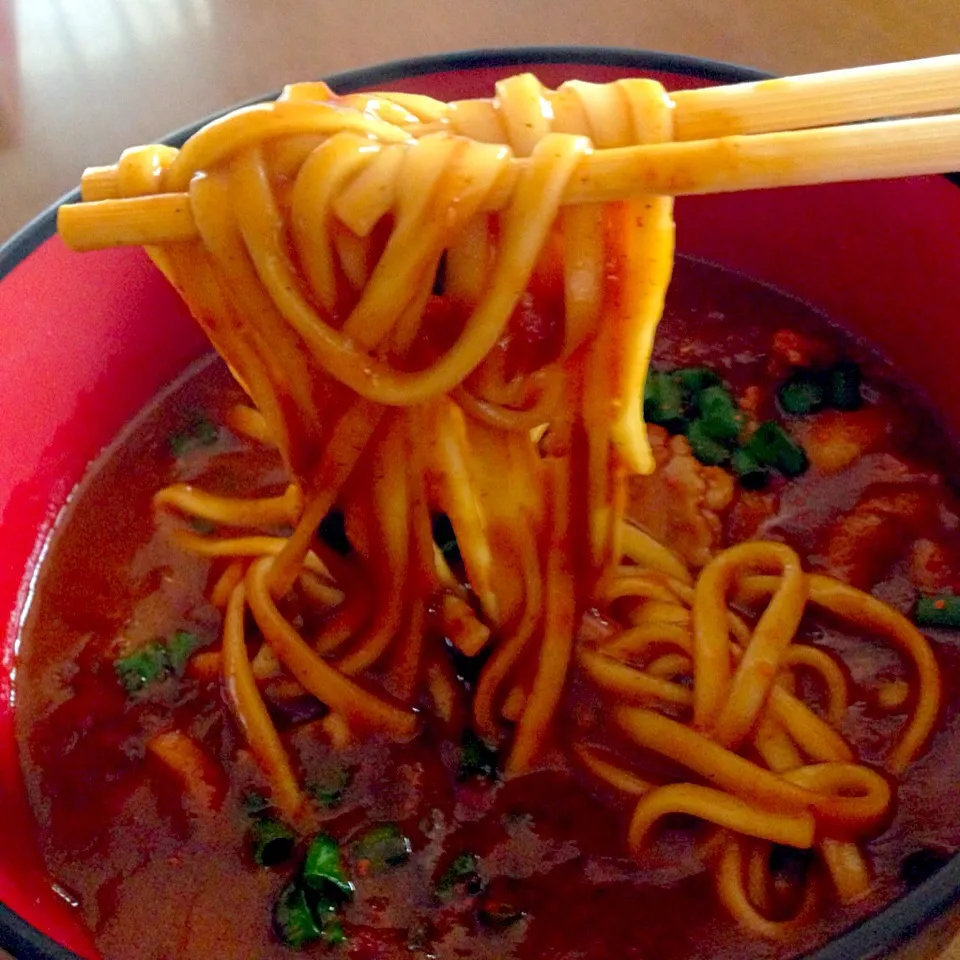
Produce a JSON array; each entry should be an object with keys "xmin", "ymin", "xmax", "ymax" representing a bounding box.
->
[
  {"xmin": 560, "ymin": 113, "xmax": 960, "ymax": 204},
  {"xmin": 57, "ymin": 55, "xmax": 960, "ymax": 252},
  {"xmin": 437, "ymin": 55, "xmax": 960, "ymax": 141},
  {"xmin": 671, "ymin": 54, "xmax": 960, "ymax": 140},
  {"xmin": 59, "ymin": 111, "xmax": 960, "ymax": 252}
]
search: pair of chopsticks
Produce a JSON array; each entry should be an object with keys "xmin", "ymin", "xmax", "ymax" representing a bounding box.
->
[
  {"xmin": 58, "ymin": 54, "xmax": 960, "ymax": 251},
  {"xmin": 609, "ymin": 52, "xmax": 960, "ymax": 199}
]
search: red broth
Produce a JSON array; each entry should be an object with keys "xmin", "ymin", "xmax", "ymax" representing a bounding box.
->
[{"xmin": 15, "ymin": 259, "xmax": 960, "ymax": 960}]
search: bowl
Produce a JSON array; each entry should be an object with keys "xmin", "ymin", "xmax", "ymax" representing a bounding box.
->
[{"xmin": 2, "ymin": 46, "xmax": 960, "ymax": 960}]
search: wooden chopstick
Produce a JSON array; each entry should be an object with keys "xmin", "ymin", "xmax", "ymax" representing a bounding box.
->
[
  {"xmin": 58, "ymin": 110, "xmax": 960, "ymax": 252},
  {"xmin": 58, "ymin": 55, "xmax": 960, "ymax": 252},
  {"xmin": 439, "ymin": 56, "xmax": 960, "ymax": 142},
  {"xmin": 561, "ymin": 113, "xmax": 960, "ymax": 204},
  {"xmin": 671, "ymin": 54, "xmax": 960, "ymax": 140}
]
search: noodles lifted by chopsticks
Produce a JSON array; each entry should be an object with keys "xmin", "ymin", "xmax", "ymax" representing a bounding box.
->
[
  {"xmin": 59, "ymin": 72, "xmax": 678, "ymax": 769},
  {"xmin": 56, "ymin": 73, "xmax": 941, "ymax": 936}
]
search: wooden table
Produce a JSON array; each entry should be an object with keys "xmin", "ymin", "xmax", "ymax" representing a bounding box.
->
[{"xmin": 1, "ymin": 0, "xmax": 959, "ymax": 957}]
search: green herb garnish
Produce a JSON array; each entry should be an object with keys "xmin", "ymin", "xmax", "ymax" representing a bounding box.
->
[
  {"xmin": 303, "ymin": 834, "xmax": 354, "ymax": 900},
  {"xmin": 320, "ymin": 918, "xmax": 346, "ymax": 946},
  {"xmin": 639, "ymin": 364, "xmax": 810, "ymax": 484},
  {"xmin": 242, "ymin": 790, "xmax": 296, "ymax": 868},
  {"xmin": 778, "ymin": 371, "xmax": 826, "ymax": 415},
  {"xmin": 827, "ymin": 359, "xmax": 862, "ymax": 411},
  {"xmin": 744, "ymin": 421, "xmax": 808, "ymax": 477},
  {"xmin": 114, "ymin": 641, "xmax": 169, "ymax": 693},
  {"xmin": 113, "ymin": 630, "xmax": 203, "ymax": 695},
  {"xmin": 685, "ymin": 419, "xmax": 731, "ymax": 466},
  {"xmin": 272, "ymin": 834, "xmax": 353, "ymax": 949},
  {"xmin": 696, "ymin": 385, "xmax": 745, "ymax": 443},
  {"xmin": 274, "ymin": 882, "xmax": 322, "ymax": 948},
  {"xmin": 251, "ymin": 817, "xmax": 296, "ymax": 867},
  {"xmin": 435, "ymin": 852, "xmax": 482, "ymax": 901},
  {"xmin": 169, "ymin": 412, "xmax": 219, "ymax": 458},
  {"xmin": 308, "ymin": 768, "xmax": 352, "ymax": 809},
  {"xmin": 458, "ymin": 728, "xmax": 499, "ymax": 782},
  {"xmin": 731, "ymin": 448, "xmax": 771, "ymax": 490},
  {"xmin": 167, "ymin": 630, "xmax": 203, "ymax": 674},
  {"xmin": 915, "ymin": 594, "xmax": 960, "ymax": 629},
  {"xmin": 643, "ymin": 370, "xmax": 685, "ymax": 431},
  {"xmin": 353, "ymin": 824, "xmax": 412, "ymax": 873},
  {"xmin": 672, "ymin": 366, "xmax": 722, "ymax": 399},
  {"xmin": 778, "ymin": 360, "xmax": 861, "ymax": 415}
]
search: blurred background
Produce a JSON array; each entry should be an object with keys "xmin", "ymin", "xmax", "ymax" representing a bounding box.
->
[{"xmin": 1, "ymin": 0, "xmax": 959, "ymax": 242}]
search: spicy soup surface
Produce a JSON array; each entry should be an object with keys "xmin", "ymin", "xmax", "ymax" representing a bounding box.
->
[{"xmin": 16, "ymin": 258, "xmax": 960, "ymax": 960}]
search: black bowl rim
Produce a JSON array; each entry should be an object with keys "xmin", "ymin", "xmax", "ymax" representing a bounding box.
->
[{"xmin": 1, "ymin": 43, "xmax": 959, "ymax": 960}]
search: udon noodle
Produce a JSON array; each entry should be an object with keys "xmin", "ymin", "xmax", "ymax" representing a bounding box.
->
[{"xmin": 56, "ymin": 74, "xmax": 941, "ymax": 935}]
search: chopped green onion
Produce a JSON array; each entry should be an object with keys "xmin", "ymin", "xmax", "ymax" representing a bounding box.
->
[
  {"xmin": 272, "ymin": 834, "xmax": 353, "ymax": 950},
  {"xmin": 193, "ymin": 418, "xmax": 218, "ymax": 445},
  {"xmin": 672, "ymin": 366, "xmax": 722, "ymax": 397},
  {"xmin": 114, "ymin": 630, "xmax": 204, "ymax": 695},
  {"xmin": 770, "ymin": 428, "xmax": 808, "ymax": 478},
  {"xmin": 310, "ymin": 891, "xmax": 350, "ymax": 946},
  {"xmin": 686, "ymin": 419, "xmax": 731, "ymax": 466},
  {"xmin": 251, "ymin": 817, "xmax": 296, "ymax": 867},
  {"xmin": 776, "ymin": 361, "xmax": 862, "ymax": 416},
  {"xmin": 303, "ymin": 835, "xmax": 354, "ymax": 900},
  {"xmin": 432, "ymin": 514, "xmax": 462, "ymax": 566},
  {"xmin": 778, "ymin": 371, "xmax": 826, "ymax": 415},
  {"xmin": 166, "ymin": 630, "xmax": 202, "ymax": 674},
  {"xmin": 697, "ymin": 385, "xmax": 745, "ymax": 442},
  {"xmin": 114, "ymin": 641, "xmax": 170, "ymax": 694},
  {"xmin": 458, "ymin": 728, "xmax": 499, "ymax": 782},
  {"xmin": 308, "ymin": 768, "xmax": 351, "ymax": 809},
  {"xmin": 744, "ymin": 422, "xmax": 808, "ymax": 478},
  {"xmin": 827, "ymin": 360, "xmax": 862, "ymax": 411},
  {"xmin": 731, "ymin": 448, "xmax": 770, "ymax": 491},
  {"xmin": 169, "ymin": 412, "xmax": 218, "ymax": 457},
  {"xmin": 643, "ymin": 371, "xmax": 685, "ymax": 430},
  {"xmin": 353, "ymin": 824, "xmax": 412, "ymax": 872},
  {"xmin": 321, "ymin": 918, "xmax": 346, "ymax": 946},
  {"xmin": 274, "ymin": 882, "xmax": 321, "ymax": 948},
  {"xmin": 317, "ymin": 509, "xmax": 351, "ymax": 556},
  {"xmin": 435, "ymin": 852, "xmax": 482, "ymax": 901},
  {"xmin": 915, "ymin": 595, "xmax": 960, "ymax": 629}
]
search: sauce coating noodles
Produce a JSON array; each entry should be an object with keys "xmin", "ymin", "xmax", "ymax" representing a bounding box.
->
[{"xmin": 40, "ymin": 75, "xmax": 950, "ymax": 951}]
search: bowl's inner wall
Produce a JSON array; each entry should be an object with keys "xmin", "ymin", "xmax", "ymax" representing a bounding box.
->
[{"xmin": 1, "ymin": 59, "xmax": 960, "ymax": 958}]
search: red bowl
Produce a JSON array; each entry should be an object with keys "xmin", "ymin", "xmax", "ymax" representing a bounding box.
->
[{"xmin": 1, "ymin": 47, "xmax": 960, "ymax": 960}]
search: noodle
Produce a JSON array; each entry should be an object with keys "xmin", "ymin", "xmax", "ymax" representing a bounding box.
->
[
  {"xmin": 56, "ymin": 72, "xmax": 943, "ymax": 938},
  {"xmin": 221, "ymin": 583, "xmax": 303, "ymax": 822},
  {"xmin": 627, "ymin": 784, "xmax": 817, "ymax": 852}
]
